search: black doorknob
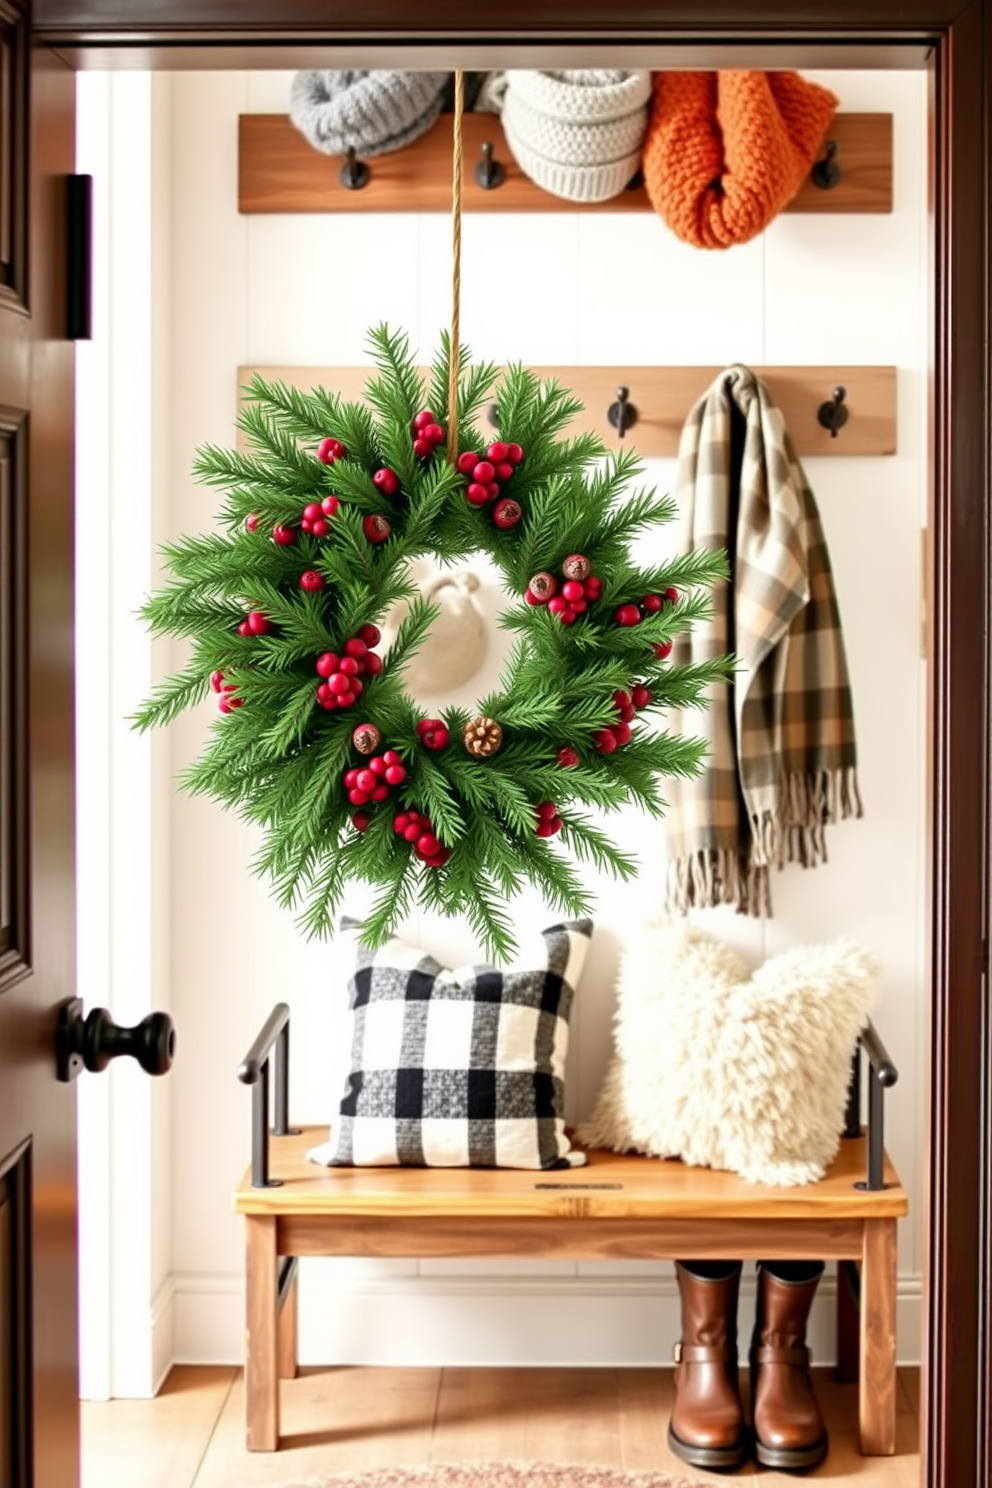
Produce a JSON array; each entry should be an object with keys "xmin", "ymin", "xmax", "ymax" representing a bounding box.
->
[{"xmin": 56, "ymin": 997, "xmax": 176, "ymax": 1082}]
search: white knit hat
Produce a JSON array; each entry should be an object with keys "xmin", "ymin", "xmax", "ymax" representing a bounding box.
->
[{"xmin": 501, "ymin": 70, "xmax": 652, "ymax": 203}]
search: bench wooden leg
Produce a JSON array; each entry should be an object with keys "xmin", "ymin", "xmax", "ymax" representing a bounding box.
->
[
  {"xmin": 278, "ymin": 1263, "xmax": 299, "ymax": 1380},
  {"xmin": 245, "ymin": 1215, "xmax": 279, "ymax": 1451},
  {"xmin": 859, "ymin": 1217, "xmax": 897, "ymax": 1455}
]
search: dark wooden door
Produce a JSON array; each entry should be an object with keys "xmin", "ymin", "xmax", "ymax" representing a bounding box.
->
[{"xmin": 0, "ymin": 11, "xmax": 77, "ymax": 1488}]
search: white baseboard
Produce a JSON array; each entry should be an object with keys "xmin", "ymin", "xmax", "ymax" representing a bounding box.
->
[{"xmin": 172, "ymin": 1265, "xmax": 922, "ymax": 1370}]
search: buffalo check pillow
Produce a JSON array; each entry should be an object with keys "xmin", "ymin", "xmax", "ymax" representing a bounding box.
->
[{"xmin": 310, "ymin": 917, "xmax": 593, "ymax": 1170}]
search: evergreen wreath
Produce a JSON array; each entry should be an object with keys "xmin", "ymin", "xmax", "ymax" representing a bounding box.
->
[{"xmin": 135, "ymin": 326, "xmax": 731, "ymax": 960}]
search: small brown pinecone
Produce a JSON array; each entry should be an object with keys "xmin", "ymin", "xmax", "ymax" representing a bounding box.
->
[
  {"xmin": 464, "ymin": 715, "xmax": 503, "ymax": 758},
  {"xmin": 352, "ymin": 722, "xmax": 381, "ymax": 756},
  {"xmin": 562, "ymin": 553, "xmax": 591, "ymax": 581}
]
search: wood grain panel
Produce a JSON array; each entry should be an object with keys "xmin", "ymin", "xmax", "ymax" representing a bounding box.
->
[
  {"xmin": 277, "ymin": 1269, "xmax": 297, "ymax": 1381},
  {"xmin": 238, "ymin": 364, "xmax": 897, "ymax": 458},
  {"xmin": 860, "ymin": 1217, "xmax": 898, "ymax": 1455},
  {"xmin": 239, "ymin": 111, "xmax": 892, "ymax": 217},
  {"xmin": 0, "ymin": 421, "xmax": 27, "ymax": 990},
  {"xmin": 245, "ymin": 1216, "xmax": 279, "ymax": 1451},
  {"xmin": 234, "ymin": 1127, "xmax": 908, "ymax": 1220},
  {"xmin": 29, "ymin": 0, "xmax": 960, "ymax": 38},
  {"xmin": 278, "ymin": 1211, "xmax": 867, "ymax": 1260},
  {"xmin": 0, "ymin": 5, "xmax": 26, "ymax": 309}
]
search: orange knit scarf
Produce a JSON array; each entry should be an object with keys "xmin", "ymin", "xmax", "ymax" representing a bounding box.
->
[{"xmin": 643, "ymin": 71, "xmax": 838, "ymax": 249}]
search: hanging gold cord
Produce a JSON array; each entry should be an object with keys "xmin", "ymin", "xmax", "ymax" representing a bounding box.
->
[{"xmin": 446, "ymin": 70, "xmax": 464, "ymax": 464}]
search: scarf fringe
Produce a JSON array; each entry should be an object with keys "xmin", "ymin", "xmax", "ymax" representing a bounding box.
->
[
  {"xmin": 665, "ymin": 850, "xmax": 771, "ymax": 917},
  {"xmin": 665, "ymin": 765, "xmax": 862, "ymax": 918},
  {"xmin": 779, "ymin": 764, "xmax": 863, "ymax": 869}
]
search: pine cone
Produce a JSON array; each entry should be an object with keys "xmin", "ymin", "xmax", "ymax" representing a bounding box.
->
[
  {"xmin": 352, "ymin": 723, "xmax": 381, "ymax": 756},
  {"xmin": 464, "ymin": 715, "xmax": 503, "ymax": 758}
]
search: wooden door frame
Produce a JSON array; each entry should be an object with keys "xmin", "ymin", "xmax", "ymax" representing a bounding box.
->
[{"xmin": 35, "ymin": 3, "xmax": 991, "ymax": 1484}]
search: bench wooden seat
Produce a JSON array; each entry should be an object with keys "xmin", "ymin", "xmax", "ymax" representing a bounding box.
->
[{"xmin": 234, "ymin": 1124, "xmax": 908, "ymax": 1456}]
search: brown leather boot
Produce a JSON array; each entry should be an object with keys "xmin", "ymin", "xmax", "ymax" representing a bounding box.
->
[
  {"xmin": 668, "ymin": 1261, "xmax": 749, "ymax": 1470},
  {"xmin": 750, "ymin": 1265, "xmax": 828, "ymax": 1470}
]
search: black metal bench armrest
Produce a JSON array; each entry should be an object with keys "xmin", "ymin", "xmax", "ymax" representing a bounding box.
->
[
  {"xmin": 238, "ymin": 1002, "xmax": 293, "ymax": 1188},
  {"xmin": 844, "ymin": 1019, "xmax": 899, "ymax": 1191}
]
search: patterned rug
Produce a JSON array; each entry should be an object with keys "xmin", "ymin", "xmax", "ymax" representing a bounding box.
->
[{"xmin": 287, "ymin": 1463, "xmax": 711, "ymax": 1488}]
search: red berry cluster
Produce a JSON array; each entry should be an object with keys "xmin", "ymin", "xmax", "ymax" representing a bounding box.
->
[
  {"xmin": 300, "ymin": 495, "xmax": 340, "ymax": 539},
  {"xmin": 593, "ymin": 683, "xmax": 653, "ymax": 754},
  {"xmin": 344, "ymin": 749, "xmax": 407, "ymax": 813},
  {"xmin": 456, "ymin": 440, "xmax": 525, "ymax": 528},
  {"xmin": 315, "ymin": 625, "xmax": 383, "ymax": 711},
  {"xmin": 416, "ymin": 716, "xmax": 450, "ymax": 751},
  {"xmin": 526, "ymin": 555, "xmax": 603, "ymax": 625},
  {"xmin": 535, "ymin": 800, "xmax": 562, "ymax": 838},
  {"xmin": 237, "ymin": 609, "xmax": 270, "ymax": 638},
  {"xmin": 268, "ymin": 439, "xmax": 348, "ymax": 544},
  {"xmin": 394, "ymin": 809, "xmax": 451, "ymax": 868},
  {"xmin": 210, "ymin": 669, "xmax": 243, "ymax": 714},
  {"xmin": 411, "ymin": 409, "xmax": 446, "ymax": 459},
  {"xmin": 615, "ymin": 586, "xmax": 679, "ymax": 658}
]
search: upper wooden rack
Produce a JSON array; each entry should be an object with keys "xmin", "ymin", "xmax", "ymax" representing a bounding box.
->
[
  {"xmin": 239, "ymin": 111, "xmax": 893, "ymax": 216},
  {"xmin": 238, "ymin": 365, "xmax": 897, "ymax": 458}
]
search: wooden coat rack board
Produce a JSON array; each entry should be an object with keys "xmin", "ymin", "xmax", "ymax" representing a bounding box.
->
[
  {"xmin": 237, "ymin": 366, "xmax": 897, "ymax": 457},
  {"xmin": 239, "ymin": 112, "xmax": 893, "ymax": 216}
]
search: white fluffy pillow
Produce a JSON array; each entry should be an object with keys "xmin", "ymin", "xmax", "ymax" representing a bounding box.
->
[{"xmin": 576, "ymin": 921, "xmax": 878, "ymax": 1186}]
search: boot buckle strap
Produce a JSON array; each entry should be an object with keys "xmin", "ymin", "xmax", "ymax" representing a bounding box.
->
[
  {"xmin": 674, "ymin": 1343, "xmax": 736, "ymax": 1365},
  {"xmin": 755, "ymin": 1344, "xmax": 810, "ymax": 1367}
]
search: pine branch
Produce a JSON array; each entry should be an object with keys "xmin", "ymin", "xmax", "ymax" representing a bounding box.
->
[
  {"xmin": 461, "ymin": 877, "xmax": 519, "ymax": 964},
  {"xmin": 357, "ymin": 854, "xmax": 416, "ymax": 949},
  {"xmin": 255, "ymin": 678, "xmax": 324, "ymax": 756},
  {"xmin": 192, "ymin": 444, "xmax": 312, "ymax": 504},
  {"xmin": 131, "ymin": 666, "xmax": 210, "ymax": 732},
  {"xmin": 559, "ymin": 816, "xmax": 640, "ymax": 880},
  {"xmin": 365, "ymin": 324, "xmax": 424, "ymax": 425},
  {"xmin": 295, "ymin": 842, "xmax": 354, "ymax": 940},
  {"xmin": 384, "ymin": 592, "xmax": 440, "ymax": 676},
  {"xmin": 240, "ymin": 374, "xmax": 345, "ymax": 443}
]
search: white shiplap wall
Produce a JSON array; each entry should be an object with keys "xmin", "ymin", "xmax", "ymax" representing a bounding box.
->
[{"xmin": 79, "ymin": 65, "xmax": 929, "ymax": 1388}]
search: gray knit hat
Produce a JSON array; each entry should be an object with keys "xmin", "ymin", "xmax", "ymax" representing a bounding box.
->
[
  {"xmin": 290, "ymin": 70, "xmax": 450, "ymax": 157},
  {"xmin": 501, "ymin": 69, "xmax": 652, "ymax": 203}
]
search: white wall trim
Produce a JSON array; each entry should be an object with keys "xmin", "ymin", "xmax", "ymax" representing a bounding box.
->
[
  {"xmin": 173, "ymin": 1269, "xmax": 922, "ymax": 1369},
  {"xmin": 76, "ymin": 67, "xmax": 173, "ymax": 1404},
  {"xmin": 151, "ymin": 1275, "xmax": 176, "ymax": 1395}
]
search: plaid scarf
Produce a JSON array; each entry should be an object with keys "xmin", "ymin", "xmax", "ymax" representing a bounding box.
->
[{"xmin": 664, "ymin": 365, "xmax": 862, "ymax": 916}]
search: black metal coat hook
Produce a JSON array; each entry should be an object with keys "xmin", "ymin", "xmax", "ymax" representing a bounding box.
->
[
  {"xmin": 476, "ymin": 141, "xmax": 505, "ymax": 190},
  {"xmin": 340, "ymin": 145, "xmax": 370, "ymax": 191},
  {"xmin": 818, "ymin": 385, "xmax": 849, "ymax": 437},
  {"xmin": 811, "ymin": 139, "xmax": 841, "ymax": 190},
  {"xmin": 607, "ymin": 386, "xmax": 638, "ymax": 438}
]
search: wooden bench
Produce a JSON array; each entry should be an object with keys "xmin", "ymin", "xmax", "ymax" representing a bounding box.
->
[{"xmin": 234, "ymin": 1007, "xmax": 908, "ymax": 1457}]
